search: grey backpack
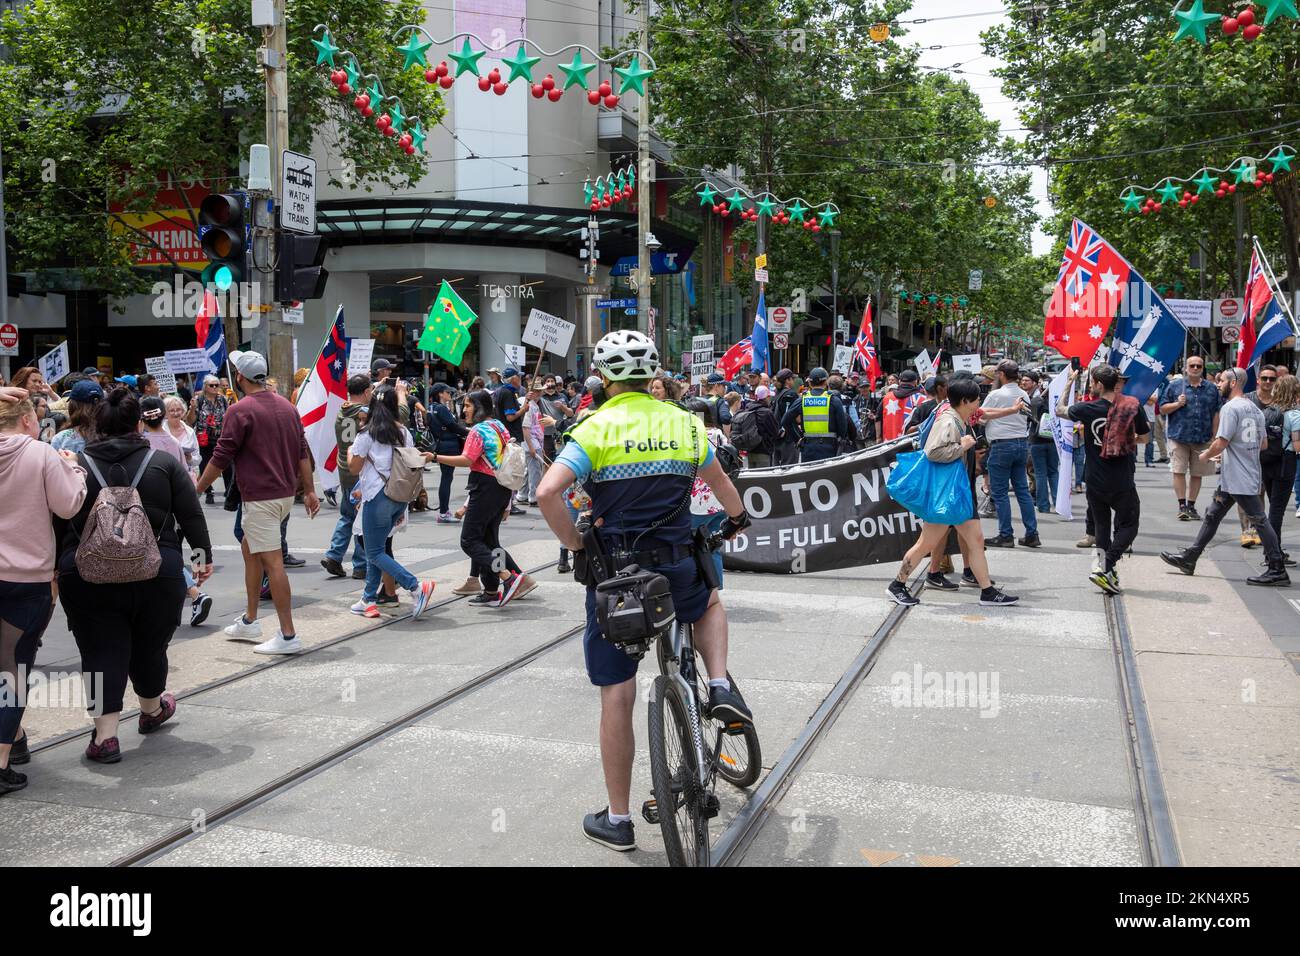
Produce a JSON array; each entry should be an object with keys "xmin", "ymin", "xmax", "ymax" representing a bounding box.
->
[
  {"xmin": 75, "ymin": 450, "xmax": 163, "ymax": 584},
  {"xmin": 383, "ymin": 444, "xmax": 427, "ymax": 503}
]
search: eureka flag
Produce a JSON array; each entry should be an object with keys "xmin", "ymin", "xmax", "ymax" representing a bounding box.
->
[
  {"xmin": 1108, "ymin": 264, "xmax": 1188, "ymax": 403},
  {"xmin": 418, "ymin": 280, "xmax": 477, "ymax": 364}
]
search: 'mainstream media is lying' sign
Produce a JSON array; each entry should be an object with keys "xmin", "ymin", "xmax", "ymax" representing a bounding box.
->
[{"xmin": 721, "ymin": 437, "xmax": 943, "ymax": 574}]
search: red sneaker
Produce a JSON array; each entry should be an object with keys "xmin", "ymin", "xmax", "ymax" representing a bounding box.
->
[
  {"xmin": 85, "ymin": 733, "xmax": 121, "ymax": 764},
  {"xmin": 139, "ymin": 693, "xmax": 177, "ymax": 735}
]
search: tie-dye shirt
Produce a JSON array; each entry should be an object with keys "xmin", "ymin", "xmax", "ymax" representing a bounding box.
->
[{"xmin": 463, "ymin": 420, "xmax": 507, "ymax": 476}]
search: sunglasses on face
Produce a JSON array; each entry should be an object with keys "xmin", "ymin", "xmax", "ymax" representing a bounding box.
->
[{"xmin": 1261, "ymin": 376, "xmax": 1277, "ymax": 382}]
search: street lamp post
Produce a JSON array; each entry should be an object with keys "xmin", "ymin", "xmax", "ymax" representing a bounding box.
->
[{"xmin": 830, "ymin": 229, "xmax": 841, "ymax": 358}]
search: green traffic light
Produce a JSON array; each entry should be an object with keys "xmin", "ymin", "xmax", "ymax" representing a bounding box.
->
[{"xmin": 213, "ymin": 265, "xmax": 234, "ymax": 291}]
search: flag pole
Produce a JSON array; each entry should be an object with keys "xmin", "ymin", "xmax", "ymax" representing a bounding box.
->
[{"xmin": 1252, "ymin": 235, "xmax": 1299, "ymax": 335}]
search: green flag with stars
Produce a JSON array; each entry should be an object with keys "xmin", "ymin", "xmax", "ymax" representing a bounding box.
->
[{"xmin": 418, "ymin": 280, "xmax": 477, "ymax": 364}]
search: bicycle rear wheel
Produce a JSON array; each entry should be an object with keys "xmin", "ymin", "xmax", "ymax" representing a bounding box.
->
[{"xmin": 647, "ymin": 674, "xmax": 709, "ymax": 867}]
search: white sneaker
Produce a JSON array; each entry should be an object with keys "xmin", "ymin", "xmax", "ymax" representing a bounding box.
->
[
  {"xmin": 253, "ymin": 630, "xmax": 303, "ymax": 655},
  {"xmin": 223, "ymin": 615, "xmax": 263, "ymax": 641},
  {"xmin": 1295, "ymin": 506, "xmax": 1300, "ymax": 519}
]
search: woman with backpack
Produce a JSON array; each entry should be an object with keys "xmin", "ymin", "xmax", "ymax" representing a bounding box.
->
[
  {"xmin": 0, "ymin": 395, "xmax": 88, "ymax": 793},
  {"xmin": 53, "ymin": 388, "xmax": 212, "ymax": 763},
  {"xmin": 434, "ymin": 390, "xmax": 535, "ymax": 608},
  {"xmin": 346, "ymin": 386, "xmax": 438, "ymax": 621}
]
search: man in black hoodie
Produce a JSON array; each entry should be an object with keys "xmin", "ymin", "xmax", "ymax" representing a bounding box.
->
[{"xmin": 772, "ymin": 368, "xmax": 801, "ymax": 464}]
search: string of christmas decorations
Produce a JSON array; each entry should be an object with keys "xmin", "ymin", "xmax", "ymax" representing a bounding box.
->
[
  {"xmin": 584, "ymin": 163, "xmax": 636, "ymax": 210},
  {"xmin": 392, "ymin": 27, "xmax": 655, "ymax": 108},
  {"xmin": 899, "ymin": 291, "xmax": 972, "ymax": 309},
  {"xmin": 313, "ymin": 27, "xmax": 428, "ymax": 156},
  {"xmin": 694, "ymin": 182, "xmax": 840, "ymax": 230},
  {"xmin": 1173, "ymin": 0, "xmax": 1298, "ymax": 45},
  {"xmin": 1119, "ymin": 143, "xmax": 1294, "ymax": 214}
]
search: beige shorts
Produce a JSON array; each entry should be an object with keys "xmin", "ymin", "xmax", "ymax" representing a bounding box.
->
[
  {"xmin": 242, "ymin": 497, "xmax": 294, "ymax": 554},
  {"xmin": 1169, "ymin": 440, "xmax": 1216, "ymax": 478}
]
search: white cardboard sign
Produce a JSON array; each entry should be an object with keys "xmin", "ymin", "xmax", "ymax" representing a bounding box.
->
[
  {"xmin": 38, "ymin": 341, "xmax": 71, "ymax": 384},
  {"xmin": 913, "ymin": 348, "xmax": 933, "ymax": 379},
  {"xmin": 953, "ymin": 353, "xmax": 982, "ymax": 373},
  {"xmin": 501, "ymin": 344, "xmax": 527, "ymax": 369},
  {"xmin": 691, "ymin": 334, "xmax": 715, "ymax": 385},
  {"xmin": 144, "ymin": 356, "xmax": 178, "ymax": 395},
  {"xmin": 347, "ymin": 338, "xmax": 375, "ymax": 376},
  {"xmin": 1166, "ymin": 298, "xmax": 1211, "ymax": 329},
  {"xmin": 522, "ymin": 308, "xmax": 576, "ymax": 357},
  {"xmin": 165, "ymin": 348, "xmax": 214, "ymax": 374},
  {"xmin": 832, "ymin": 344, "xmax": 853, "ymax": 375}
]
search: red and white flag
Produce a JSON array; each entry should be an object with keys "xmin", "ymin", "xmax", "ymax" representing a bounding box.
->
[
  {"xmin": 716, "ymin": 337, "xmax": 753, "ymax": 381},
  {"xmin": 854, "ymin": 301, "xmax": 882, "ymax": 384},
  {"xmin": 1236, "ymin": 248, "xmax": 1273, "ymax": 369},
  {"xmin": 296, "ymin": 305, "xmax": 350, "ymax": 492}
]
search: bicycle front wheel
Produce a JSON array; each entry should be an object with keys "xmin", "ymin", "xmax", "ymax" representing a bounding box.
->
[{"xmin": 647, "ymin": 674, "xmax": 709, "ymax": 867}]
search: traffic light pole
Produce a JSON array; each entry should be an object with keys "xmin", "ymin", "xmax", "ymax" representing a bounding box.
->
[
  {"xmin": 635, "ymin": 1, "xmax": 651, "ymax": 350},
  {"xmin": 254, "ymin": 0, "xmax": 292, "ymax": 392}
]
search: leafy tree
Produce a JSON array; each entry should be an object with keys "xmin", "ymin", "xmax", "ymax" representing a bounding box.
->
[
  {"xmin": 0, "ymin": 0, "xmax": 443, "ymax": 298},
  {"xmin": 985, "ymin": 0, "xmax": 1300, "ymax": 291}
]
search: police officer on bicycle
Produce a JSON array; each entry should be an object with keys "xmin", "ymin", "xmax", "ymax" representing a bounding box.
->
[
  {"xmin": 779, "ymin": 366, "xmax": 847, "ymax": 463},
  {"xmin": 536, "ymin": 330, "xmax": 753, "ymax": 853}
]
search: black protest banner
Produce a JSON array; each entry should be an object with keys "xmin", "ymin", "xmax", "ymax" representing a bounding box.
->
[{"xmin": 720, "ymin": 438, "xmax": 944, "ymax": 574}]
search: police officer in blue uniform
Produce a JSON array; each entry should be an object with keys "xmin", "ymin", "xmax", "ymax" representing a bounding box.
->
[{"xmin": 536, "ymin": 329, "xmax": 752, "ymax": 853}]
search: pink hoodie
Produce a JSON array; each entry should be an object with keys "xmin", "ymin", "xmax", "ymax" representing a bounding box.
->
[{"xmin": 0, "ymin": 434, "xmax": 88, "ymax": 582}]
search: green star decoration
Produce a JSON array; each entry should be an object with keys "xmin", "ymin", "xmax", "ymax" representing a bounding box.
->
[
  {"xmin": 726, "ymin": 190, "xmax": 747, "ymax": 212},
  {"xmin": 818, "ymin": 206, "xmax": 838, "ymax": 227},
  {"xmin": 1262, "ymin": 0, "xmax": 1299, "ymax": 24},
  {"xmin": 756, "ymin": 195, "xmax": 776, "ymax": 217},
  {"xmin": 312, "ymin": 30, "xmax": 340, "ymax": 67},
  {"xmin": 787, "ymin": 200, "xmax": 807, "ymax": 222},
  {"xmin": 396, "ymin": 33, "xmax": 432, "ymax": 71},
  {"xmin": 448, "ymin": 38, "xmax": 485, "ymax": 77},
  {"xmin": 557, "ymin": 51, "xmax": 596, "ymax": 90},
  {"xmin": 344, "ymin": 58, "xmax": 361, "ymax": 89},
  {"xmin": 1157, "ymin": 180, "xmax": 1181, "ymax": 203},
  {"xmin": 614, "ymin": 55, "xmax": 654, "ymax": 96},
  {"xmin": 1192, "ymin": 169, "xmax": 1217, "ymax": 195},
  {"xmin": 410, "ymin": 120, "xmax": 426, "ymax": 152},
  {"xmin": 367, "ymin": 80, "xmax": 383, "ymax": 108},
  {"xmin": 626, "ymin": 166, "xmax": 635, "ymax": 189},
  {"xmin": 502, "ymin": 45, "xmax": 541, "ymax": 83},
  {"xmin": 696, "ymin": 184, "xmax": 718, "ymax": 206},
  {"xmin": 1232, "ymin": 159, "xmax": 1256, "ymax": 183},
  {"xmin": 1121, "ymin": 188, "xmax": 1143, "ymax": 212},
  {"xmin": 1174, "ymin": 0, "xmax": 1221, "ymax": 43},
  {"xmin": 1270, "ymin": 148, "xmax": 1295, "ymax": 173},
  {"xmin": 388, "ymin": 100, "xmax": 405, "ymax": 134},
  {"xmin": 583, "ymin": 181, "xmax": 594, "ymax": 204},
  {"xmin": 616, "ymin": 169, "xmax": 627, "ymax": 191}
]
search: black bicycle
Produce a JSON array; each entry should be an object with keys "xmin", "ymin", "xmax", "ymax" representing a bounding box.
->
[{"xmin": 642, "ymin": 556, "xmax": 762, "ymax": 867}]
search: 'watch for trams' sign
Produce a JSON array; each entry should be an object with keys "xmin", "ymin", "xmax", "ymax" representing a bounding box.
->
[{"xmin": 281, "ymin": 150, "xmax": 317, "ymax": 235}]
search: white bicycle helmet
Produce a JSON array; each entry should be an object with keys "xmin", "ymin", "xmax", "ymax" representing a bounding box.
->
[{"xmin": 592, "ymin": 329, "xmax": 659, "ymax": 381}]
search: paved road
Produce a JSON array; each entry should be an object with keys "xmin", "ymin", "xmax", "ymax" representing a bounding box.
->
[{"xmin": 5, "ymin": 457, "xmax": 1297, "ymax": 866}]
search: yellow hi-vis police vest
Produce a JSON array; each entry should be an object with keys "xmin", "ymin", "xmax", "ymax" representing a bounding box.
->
[
  {"xmin": 802, "ymin": 391, "xmax": 831, "ymax": 437},
  {"xmin": 568, "ymin": 390, "xmax": 711, "ymax": 486}
]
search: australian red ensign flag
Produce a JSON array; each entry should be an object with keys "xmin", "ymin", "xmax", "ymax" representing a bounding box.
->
[
  {"xmin": 296, "ymin": 305, "xmax": 349, "ymax": 492},
  {"xmin": 854, "ymin": 300, "xmax": 881, "ymax": 384}
]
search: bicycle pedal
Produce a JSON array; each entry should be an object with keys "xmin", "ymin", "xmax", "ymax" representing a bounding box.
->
[
  {"xmin": 723, "ymin": 721, "xmax": 747, "ymax": 736},
  {"xmin": 702, "ymin": 793, "xmax": 720, "ymax": 820},
  {"xmin": 641, "ymin": 799, "xmax": 660, "ymax": 825}
]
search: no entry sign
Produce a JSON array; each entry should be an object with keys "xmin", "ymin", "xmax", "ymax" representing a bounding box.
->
[{"xmin": 0, "ymin": 323, "xmax": 18, "ymax": 357}]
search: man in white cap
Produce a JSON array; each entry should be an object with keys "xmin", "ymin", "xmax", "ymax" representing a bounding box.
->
[{"xmin": 197, "ymin": 350, "xmax": 320, "ymax": 655}]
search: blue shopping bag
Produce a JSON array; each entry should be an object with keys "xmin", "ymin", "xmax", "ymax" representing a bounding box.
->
[{"xmin": 885, "ymin": 410, "xmax": 974, "ymax": 525}]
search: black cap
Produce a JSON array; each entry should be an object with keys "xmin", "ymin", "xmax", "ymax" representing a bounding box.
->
[
  {"xmin": 899, "ymin": 369, "xmax": 920, "ymax": 384},
  {"xmin": 808, "ymin": 367, "xmax": 828, "ymax": 383}
]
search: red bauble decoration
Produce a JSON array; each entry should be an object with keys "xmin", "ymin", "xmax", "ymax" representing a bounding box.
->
[
  {"xmin": 493, "ymin": 81, "xmax": 508, "ymax": 95},
  {"xmin": 1215, "ymin": 188, "xmax": 1226, "ymax": 197},
  {"xmin": 531, "ymin": 84, "xmax": 545, "ymax": 98},
  {"xmin": 329, "ymin": 70, "xmax": 342, "ymax": 85},
  {"xmin": 1237, "ymin": 7, "xmax": 1255, "ymax": 27},
  {"xmin": 598, "ymin": 80, "xmax": 612, "ymax": 96},
  {"xmin": 436, "ymin": 62, "xmax": 449, "ymax": 77},
  {"xmin": 547, "ymin": 88, "xmax": 562, "ymax": 102},
  {"xmin": 353, "ymin": 95, "xmax": 366, "ymax": 110},
  {"xmin": 1191, "ymin": 195, "xmax": 1200, "ymax": 203},
  {"xmin": 1266, "ymin": 172, "xmax": 1275, "ymax": 183},
  {"xmin": 362, "ymin": 106, "xmax": 374, "ymax": 118},
  {"xmin": 439, "ymin": 76, "xmax": 454, "ymax": 89},
  {"xmin": 399, "ymin": 133, "xmax": 412, "ymax": 148},
  {"xmin": 605, "ymin": 94, "xmax": 620, "ymax": 109},
  {"xmin": 1141, "ymin": 207, "xmax": 1150, "ymax": 215},
  {"xmin": 542, "ymin": 74, "xmax": 555, "ymax": 91},
  {"xmin": 1179, "ymin": 199, "xmax": 1188, "ymax": 207},
  {"xmin": 719, "ymin": 208, "xmax": 729, "ymax": 216},
  {"xmin": 1153, "ymin": 202, "xmax": 1162, "ymax": 212},
  {"xmin": 587, "ymin": 90, "xmax": 601, "ymax": 105},
  {"xmin": 601, "ymin": 197, "xmax": 611, "ymax": 207},
  {"xmin": 1183, "ymin": 191, "xmax": 1192, "ymax": 200},
  {"xmin": 478, "ymin": 76, "xmax": 492, "ymax": 92},
  {"xmin": 376, "ymin": 114, "xmax": 391, "ymax": 130},
  {"xmin": 1223, "ymin": 16, "xmax": 1240, "ymax": 34},
  {"xmin": 425, "ymin": 69, "xmax": 438, "ymax": 83},
  {"xmin": 338, "ymin": 83, "xmax": 351, "ymax": 96},
  {"xmin": 590, "ymin": 200, "xmax": 599, "ymax": 210},
  {"xmin": 488, "ymin": 68, "xmax": 501, "ymax": 84},
  {"xmin": 383, "ymin": 125, "xmax": 396, "ymax": 137},
  {"xmin": 405, "ymin": 144, "xmax": 416, "ymax": 155},
  {"xmin": 1227, "ymin": 183, "xmax": 1237, "ymax": 193},
  {"xmin": 812, "ymin": 223, "xmax": 821, "ymax": 232},
  {"xmin": 1243, "ymin": 23, "xmax": 1262, "ymax": 40}
]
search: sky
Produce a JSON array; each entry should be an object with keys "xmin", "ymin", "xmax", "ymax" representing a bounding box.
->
[{"xmin": 901, "ymin": 0, "xmax": 1055, "ymax": 255}]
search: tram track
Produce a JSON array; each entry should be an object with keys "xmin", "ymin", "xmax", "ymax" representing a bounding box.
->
[
  {"xmin": 28, "ymin": 559, "xmax": 560, "ymax": 758},
  {"xmin": 710, "ymin": 578, "xmax": 1181, "ymax": 868},
  {"xmin": 113, "ymin": 618, "xmax": 585, "ymax": 867}
]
